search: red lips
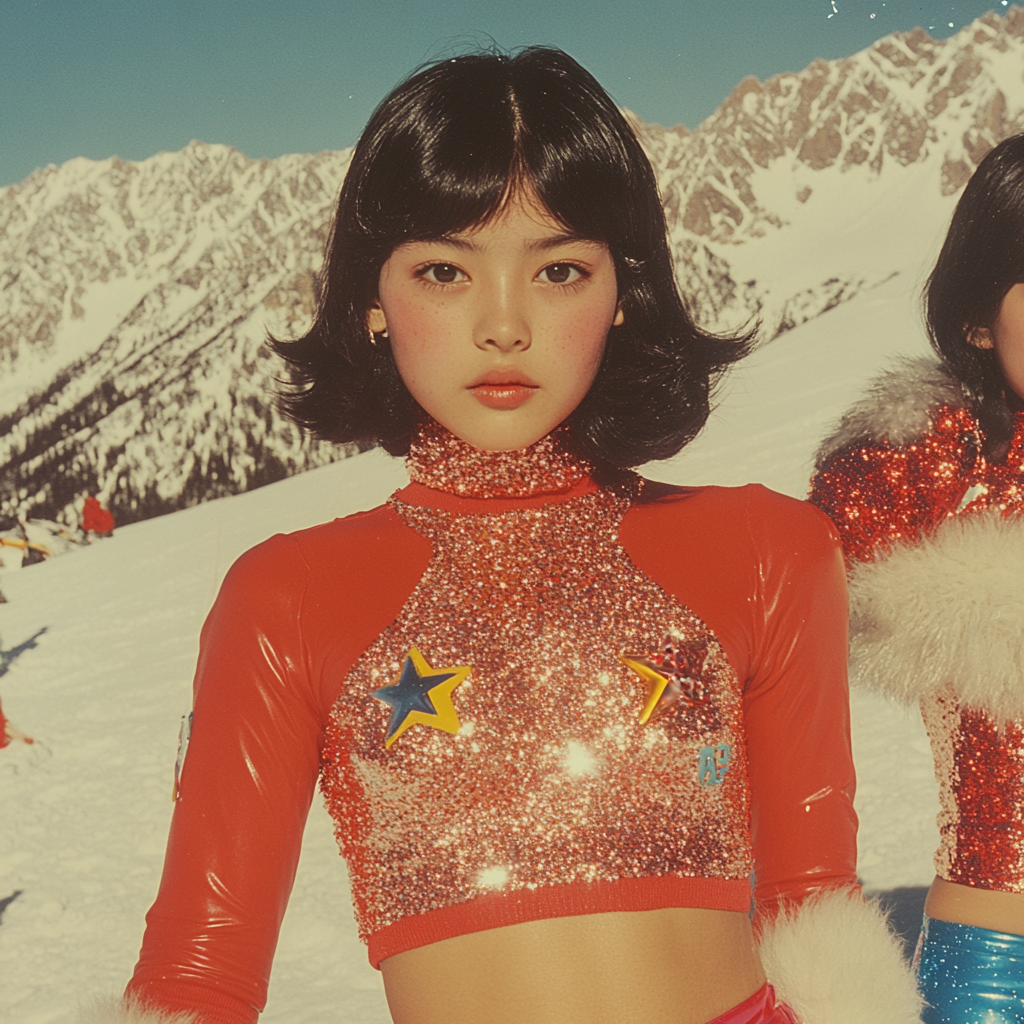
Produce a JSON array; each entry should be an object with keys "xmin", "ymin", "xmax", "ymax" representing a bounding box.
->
[{"xmin": 468, "ymin": 371, "xmax": 539, "ymax": 410}]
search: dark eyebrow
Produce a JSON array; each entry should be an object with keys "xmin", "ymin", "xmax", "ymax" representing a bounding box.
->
[
  {"xmin": 428, "ymin": 235, "xmax": 476, "ymax": 252},
  {"xmin": 529, "ymin": 233, "xmax": 604, "ymax": 253},
  {"xmin": 417, "ymin": 232, "xmax": 604, "ymax": 254}
]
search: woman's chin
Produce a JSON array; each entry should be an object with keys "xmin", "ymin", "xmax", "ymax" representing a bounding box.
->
[
  {"xmin": 421, "ymin": 398, "xmax": 571, "ymax": 453},
  {"xmin": 440, "ymin": 416, "xmax": 559, "ymax": 453}
]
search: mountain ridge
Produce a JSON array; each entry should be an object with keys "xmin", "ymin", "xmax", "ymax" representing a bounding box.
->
[{"xmin": 2, "ymin": 7, "xmax": 1023, "ymax": 528}]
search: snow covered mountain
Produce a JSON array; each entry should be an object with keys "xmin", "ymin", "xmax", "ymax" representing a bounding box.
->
[
  {"xmin": 644, "ymin": 6, "xmax": 1024, "ymax": 332},
  {"xmin": 0, "ymin": 145, "xmax": 357, "ymax": 527},
  {"xmin": 2, "ymin": 7, "xmax": 1023, "ymax": 529}
]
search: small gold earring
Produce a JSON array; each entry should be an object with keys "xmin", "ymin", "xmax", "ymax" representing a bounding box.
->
[{"xmin": 967, "ymin": 327, "xmax": 995, "ymax": 351}]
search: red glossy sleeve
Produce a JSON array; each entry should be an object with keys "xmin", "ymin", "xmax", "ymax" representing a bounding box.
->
[
  {"xmin": 127, "ymin": 535, "xmax": 323, "ymax": 1024},
  {"xmin": 741, "ymin": 493, "xmax": 859, "ymax": 923}
]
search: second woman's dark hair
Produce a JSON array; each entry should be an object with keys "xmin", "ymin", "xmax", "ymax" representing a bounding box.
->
[
  {"xmin": 273, "ymin": 47, "xmax": 750, "ymax": 467},
  {"xmin": 926, "ymin": 133, "xmax": 1024, "ymax": 462}
]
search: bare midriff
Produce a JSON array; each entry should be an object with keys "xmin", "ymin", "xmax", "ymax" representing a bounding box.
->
[
  {"xmin": 926, "ymin": 876, "xmax": 1024, "ymax": 936},
  {"xmin": 380, "ymin": 907, "xmax": 765, "ymax": 1024}
]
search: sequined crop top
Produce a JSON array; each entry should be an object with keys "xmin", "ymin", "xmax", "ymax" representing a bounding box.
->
[{"xmin": 130, "ymin": 424, "xmax": 856, "ymax": 1024}]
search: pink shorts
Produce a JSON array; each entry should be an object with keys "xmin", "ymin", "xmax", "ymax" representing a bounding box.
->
[{"xmin": 708, "ymin": 983, "xmax": 800, "ymax": 1024}]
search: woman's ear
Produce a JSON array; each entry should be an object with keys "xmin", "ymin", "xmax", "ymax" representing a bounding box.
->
[
  {"xmin": 966, "ymin": 325, "xmax": 995, "ymax": 350},
  {"xmin": 613, "ymin": 306, "xmax": 625, "ymax": 327},
  {"xmin": 368, "ymin": 304, "xmax": 388, "ymax": 335}
]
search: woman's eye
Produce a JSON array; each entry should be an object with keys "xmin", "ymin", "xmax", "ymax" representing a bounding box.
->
[
  {"xmin": 540, "ymin": 263, "xmax": 583, "ymax": 284},
  {"xmin": 420, "ymin": 263, "xmax": 465, "ymax": 284}
]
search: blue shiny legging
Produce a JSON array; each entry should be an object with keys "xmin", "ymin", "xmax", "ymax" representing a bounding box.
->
[{"xmin": 917, "ymin": 915, "xmax": 1024, "ymax": 1023}]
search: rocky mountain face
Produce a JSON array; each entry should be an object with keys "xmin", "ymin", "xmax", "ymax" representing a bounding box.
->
[
  {"xmin": 2, "ymin": 8, "xmax": 1024, "ymax": 528},
  {"xmin": 0, "ymin": 146, "xmax": 356, "ymax": 527},
  {"xmin": 640, "ymin": 5, "xmax": 1024, "ymax": 332}
]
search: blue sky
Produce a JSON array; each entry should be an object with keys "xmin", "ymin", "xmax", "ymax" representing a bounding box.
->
[{"xmin": 0, "ymin": 0, "xmax": 1013, "ymax": 187}]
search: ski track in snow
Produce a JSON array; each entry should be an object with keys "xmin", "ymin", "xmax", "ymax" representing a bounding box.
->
[{"xmin": 1, "ymin": 275, "xmax": 940, "ymax": 1022}]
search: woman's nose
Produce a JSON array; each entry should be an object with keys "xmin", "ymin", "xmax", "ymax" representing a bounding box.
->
[{"xmin": 474, "ymin": 278, "xmax": 531, "ymax": 352}]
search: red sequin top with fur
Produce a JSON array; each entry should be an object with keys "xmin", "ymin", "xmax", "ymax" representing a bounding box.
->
[{"xmin": 811, "ymin": 355, "xmax": 1024, "ymax": 897}]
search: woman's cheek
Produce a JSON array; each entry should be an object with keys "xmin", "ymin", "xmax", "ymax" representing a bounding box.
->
[
  {"xmin": 998, "ymin": 348, "xmax": 1024, "ymax": 402},
  {"xmin": 993, "ymin": 284, "xmax": 1024, "ymax": 402},
  {"xmin": 388, "ymin": 302, "xmax": 457, "ymax": 369},
  {"xmin": 560, "ymin": 309, "xmax": 614, "ymax": 368}
]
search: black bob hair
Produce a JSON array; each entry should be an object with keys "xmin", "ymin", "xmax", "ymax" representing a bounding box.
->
[
  {"xmin": 272, "ymin": 47, "xmax": 751, "ymax": 467},
  {"xmin": 926, "ymin": 133, "xmax": 1024, "ymax": 463}
]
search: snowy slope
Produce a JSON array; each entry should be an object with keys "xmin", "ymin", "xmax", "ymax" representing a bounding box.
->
[
  {"xmin": 0, "ymin": 450, "xmax": 409, "ymax": 1024},
  {"xmin": 0, "ymin": 270, "xmax": 941, "ymax": 1023}
]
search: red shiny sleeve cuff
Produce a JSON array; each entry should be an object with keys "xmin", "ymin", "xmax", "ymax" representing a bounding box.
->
[{"xmin": 127, "ymin": 981, "xmax": 257, "ymax": 1024}]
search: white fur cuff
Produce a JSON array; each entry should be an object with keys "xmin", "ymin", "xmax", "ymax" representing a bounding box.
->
[
  {"xmin": 849, "ymin": 512, "xmax": 1024, "ymax": 723},
  {"xmin": 78, "ymin": 995, "xmax": 198, "ymax": 1024},
  {"xmin": 758, "ymin": 890, "xmax": 922, "ymax": 1024}
]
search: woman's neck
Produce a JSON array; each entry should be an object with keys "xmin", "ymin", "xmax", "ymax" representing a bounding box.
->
[{"xmin": 405, "ymin": 420, "xmax": 595, "ymax": 500}]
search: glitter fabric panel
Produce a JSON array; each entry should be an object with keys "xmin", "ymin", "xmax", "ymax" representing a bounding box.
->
[
  {"xmin": 405, "ymin": 419, "xmax": 593, "ymax": 498},
  {"xmin": 810, "ymin": 405, "xmax": 979, "ymax": 564},
  {"xmin": 959, "ymin": 411, "xmax": 1024, "ymax": 519},
  {"xmin": 922, "ymin": 686, "xmax": 1024, "ymax": 892},
  {"xmin": 917, "ymin": 916, "xmax": 1024, "ymax": 1024},
  {"xmin": 921, "ymin": 686, "xmax": 961, "ymax": 883},
  {"xmin": 320, "ymin": 486, "xmax": 751, "ymax": 943}
]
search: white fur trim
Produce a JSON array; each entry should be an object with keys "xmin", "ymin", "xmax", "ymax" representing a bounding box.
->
[
  {"xmin": 849, "ymin": 513, "xmax": 1024, "ymax": 722},
  {"xmin": 758, "ymin": 890, "xmax": 922, "ymax": 1024},
  {"xmin": 78, "ymin": 995, "xmax": 197, "ymax": 1024},
  {"xmin": 816, "ymin": 356, "xmax": 967, "ymax": 464}
]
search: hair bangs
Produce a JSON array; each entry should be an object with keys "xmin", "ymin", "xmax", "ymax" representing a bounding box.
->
[
  {"xmin": 358, "ymin": 60, "xmax": 528, "ymax": 246},
  {"xmin": 511, "ymin": 65, "xmax": 638, "ymax": 250},
  {"xmin": 370, "ymin": 48, "xmax": 640, "ymax": 249}
]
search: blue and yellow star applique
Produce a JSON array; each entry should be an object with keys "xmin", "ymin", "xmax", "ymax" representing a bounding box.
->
[{"xmin": 373, "ymin": 647, "xmax": 472, "ymax": 749}]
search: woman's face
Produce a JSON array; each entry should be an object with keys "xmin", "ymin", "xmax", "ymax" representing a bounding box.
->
[
  {"xmin": 971, "ymin": 282, "xmax": 1024, "ymax": 401},
  {"xmin": 370, "ymin": 192, "xmax": 622, "ymax": 451}
]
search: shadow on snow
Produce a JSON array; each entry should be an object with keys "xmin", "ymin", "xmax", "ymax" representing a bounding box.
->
[{"xmin": 0, "ymin": 627, "xmax": 48, "ymax": 679}]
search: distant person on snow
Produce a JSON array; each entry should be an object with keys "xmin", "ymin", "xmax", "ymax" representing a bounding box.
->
[
  {"xmin": 812, "ymin": 134, "xmax": 1024, "ymax": 1024},
  {"xmin": 82, "ymin": 496, "xmax": 115, "ymax": 540},
  {"xmin": 0, "ymin": 695, "xmax": 33, "ymax": 748},
  {"xmin": 102, "ymin": 49, "xmax": 919, "ymax": 1024}
]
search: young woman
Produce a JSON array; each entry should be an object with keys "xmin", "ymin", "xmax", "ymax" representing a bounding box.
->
[
  {"xmin": 811, "ymin": 134, "xmax": 1024, "ymax": 1024},
  {"xmin": 97, "ymin": 49, "xmax": 918, "ymax": 1024}
]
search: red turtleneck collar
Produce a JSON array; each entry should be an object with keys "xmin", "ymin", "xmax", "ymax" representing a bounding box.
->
[{"xmin": 395, "ymin": 421, "xmax": 607, "ymax": 513}]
